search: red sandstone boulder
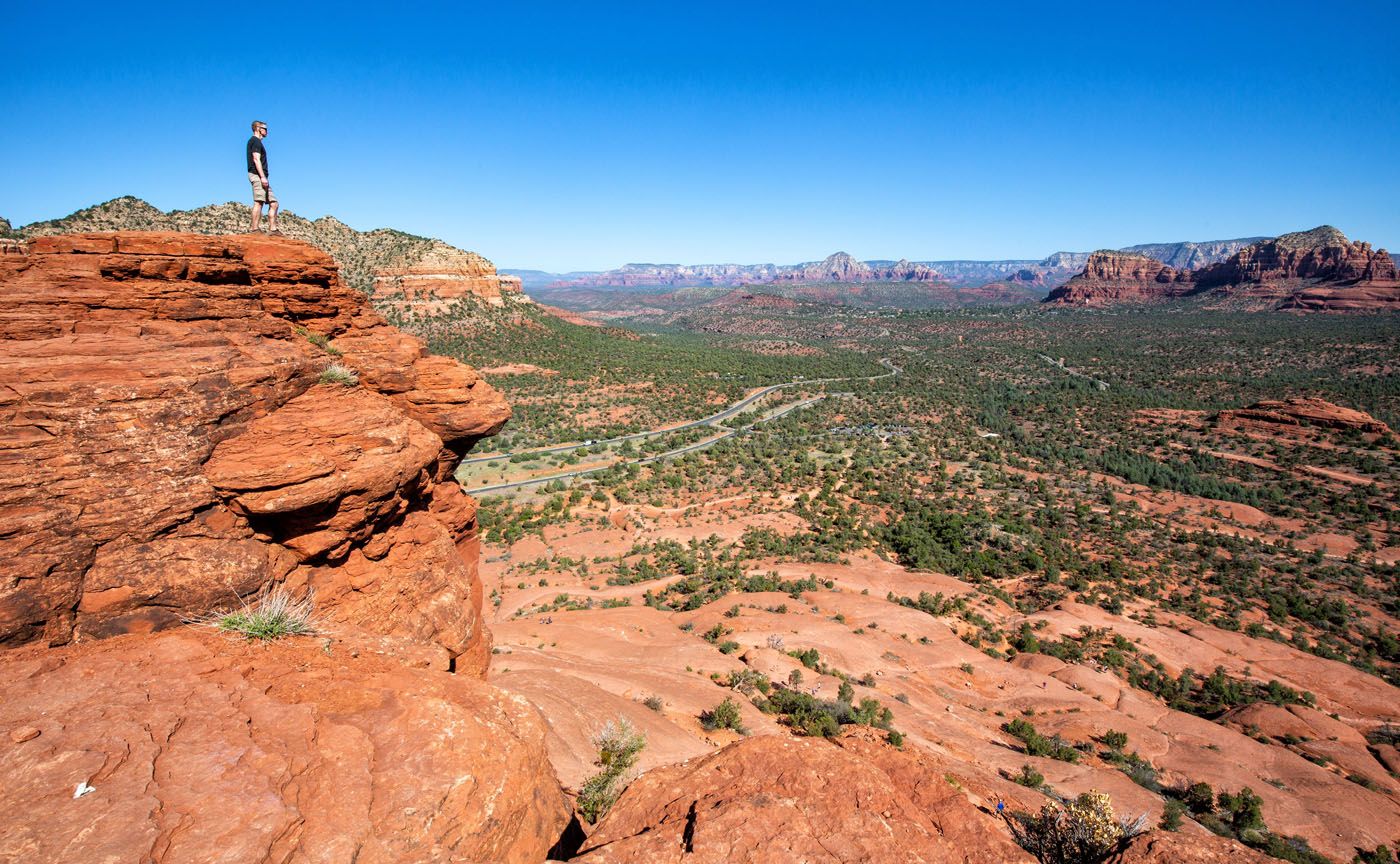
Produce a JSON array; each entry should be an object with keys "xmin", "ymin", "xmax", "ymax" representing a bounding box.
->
[
  {"xmin": 573, "ymin": 734, "xmax": 1031, "ymax": 864},
  {"xmin": 1106, "ymin": 831, "xmax": 1274, "ymax": 863},
  {"xmin": 1214, "ymin": 396, "xmax": 1394, "ymax": 438},
  {"xmin": 0, "ymin": 232, "xmax": 506, "ymax": 655},
  {"xmin": 0, "ymin": 629, "xmax": 570, "ymax": 863}
]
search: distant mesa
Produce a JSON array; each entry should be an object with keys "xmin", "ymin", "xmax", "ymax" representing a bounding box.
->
[
  {"xmin": 16, "ymin": 196, "xmax": 524, "ymax": 312},
  {"xmin": 1043, "ymin": 250, "xmax": 1192, "ymax": 305},
  {"xmin": 1044, "ymin": 226, "xmax": 1400, "ymax": 311}
]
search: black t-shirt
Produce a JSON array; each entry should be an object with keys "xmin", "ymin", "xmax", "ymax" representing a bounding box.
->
[{"xmin": 246, "ymin": 136, "xmax": 268, "ymax": 177}]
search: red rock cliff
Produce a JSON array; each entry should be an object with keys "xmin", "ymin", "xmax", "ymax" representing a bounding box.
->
[
  {"xmin": 1043, "ymin": 251, "xmax": 1191, "ymax": 304},
  {"xmin": 0, "ymin": 231, "xmax": 573, "ymax": 862},
  {"xmin": 373, "ymin": 240, "xmax": 526, "ymax": 312},
  {"xmin": 0, "ymin": 232, "xmax": 507, "ymax": 667}
]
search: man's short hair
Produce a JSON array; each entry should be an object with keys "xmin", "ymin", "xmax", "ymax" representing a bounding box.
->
[{"xmin": 251, "ymin": 120, "xmax": 266, "ymax": 132}]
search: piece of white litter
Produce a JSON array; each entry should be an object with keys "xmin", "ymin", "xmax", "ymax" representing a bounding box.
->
[{"xmin": 73, "ymin": 781, "xmax": 95, "ymax": 799}]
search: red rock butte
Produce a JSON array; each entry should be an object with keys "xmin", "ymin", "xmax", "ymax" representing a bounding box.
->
[{"xmin": 372, "ymin": 240, "xmax": 525, "ymax": 312}]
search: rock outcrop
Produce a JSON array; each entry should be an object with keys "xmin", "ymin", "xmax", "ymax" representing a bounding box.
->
[
  {"xmin": 1043, "ymin": 251, "xmax": 1191, "ymax": 304},
  {"xmin": 573, "ymin": 735, "xmax": 1034, "ymax": 863},
  {"xmin": 0, "ymin": 230, "xmax": 574, "ymax": 862},
  {"xmin": 0, "ymin": 629, "xmax": 570, "ymax": 863},
  {"xmin": 1047, "ymin": 227, "xmax": 1400, "ymax": 310},
  {"xmin": 1214, "ymin": 396, "xmax": 1394, "ymax": 438},
  {"xmin": 19, "ymin": 196, "xmax": 524, "ymax": 304},
  {"xmin": 0, "ymin": 232, "xmax": 507, "ymax": 658},
  {"xmin": 373, "ymin": 241, "xmax": 524, "ymax": 311},
  {"xmin": 1194, "ymin": 226, "xmax": 1398, "ymax": 292},
  {"xmin": 770, "ymin": 252, "xmax": 941, "ymax": 283}
]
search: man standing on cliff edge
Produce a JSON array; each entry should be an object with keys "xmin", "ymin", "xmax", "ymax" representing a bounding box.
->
[{"xmin": 246, "ymin": 120, "xmax": 279, "ymax": 234}]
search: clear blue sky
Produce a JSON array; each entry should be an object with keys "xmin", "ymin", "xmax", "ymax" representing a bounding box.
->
[{"xmin": 7, "ymin": 1, "xmax": 1398, "ymax": 271}]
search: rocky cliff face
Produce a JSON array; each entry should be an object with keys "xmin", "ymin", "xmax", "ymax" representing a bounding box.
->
[
  {"xmin": 0, "ymin": 232, "xmax": 507, "ymax": 657},
  {"xmin": 1194, "ymin": 226, "xmax": 1399, "ymax": 293},
  {"xmin": 1046, "ymin": 227, "xmax": 1400, "ymax": 310},
  {"xmin": 19, "ymin": 196, "xmax": 524, "ymax": 305},
  {"xmin": 1043, "ymin": 251, "xmax": 1191, "ymax": 304},
  {"xmin": 771, "ymin": 252, "xmax": 941, "ymax": 283},
  {"xmin": 0, "ymin": 230, "xmax": 574, "ymax": 860}
]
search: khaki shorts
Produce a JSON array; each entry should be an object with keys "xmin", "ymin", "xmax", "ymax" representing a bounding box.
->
[{"xmin": 249, "ymin": 172, "xmax": 277, "ymax": 205}]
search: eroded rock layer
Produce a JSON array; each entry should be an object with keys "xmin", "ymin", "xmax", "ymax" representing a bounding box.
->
[
  {"xmin": 0, "ymin": 231, "xmax": 508, "ymax": 657},
  {"xmin": 373, "ymin": 241, "xmax": 525, "ymax": 311},
  {"xmin": 1043, "ymin": 251, "xmax": 1190, "ymax": 304},
  {"xmin": 0, "ymin": 629, "xmax": 570, "ymax": 863}
]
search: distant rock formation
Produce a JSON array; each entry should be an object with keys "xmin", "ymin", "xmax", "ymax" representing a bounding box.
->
[
  {"xmin": 1195, "ymin": 226, "xmax": 1396, "ymax": 290},
  {"xmin": 770, "ymin": 252, "xmax": 942, "ymax": 283},
  {"xmin": 1121, "ymin": 237, "xmax": 1267, "ymax": 270},
  {"xmin": 1045, "ymin": 227, "xmax": 1400, "ymax": 311},
  {"xmin": 1042, "ymin": 250, "xmax": 1191, "ymax": 304},
  {"xmin": 1214, "ymin": 397, "xmax": 1394, "ymax": 438},
  {"xmin": 18, "ymin": 196, "xmax": 524, "ymax": 306}
]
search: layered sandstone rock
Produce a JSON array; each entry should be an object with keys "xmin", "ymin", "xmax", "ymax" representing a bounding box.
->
[
  {"xmin": 1214, "ymin": 396, "xmax": 1393, "ymax": 438},
  {"xmin": 1046, "ymin": 227, "xmax": 1400, "ymax": 310},
  {"xmin": 0, "ymin": 629, "xmax": 570, "ymax": 863},
  {"xmin": 1195, "ymin": 225, "xmax": 1399, "ymax": 292},
  {"xmin": 1043, "ymin": 251, "xmax": 1191, "ymax": 304},
  {"xmin": 573, "ymin": 735, "xmax": 1035, "ymax": 864},
  {"xmin": 1107, "ymin": 832, "xmax": 1274, "ymax": 863},
  {"xmin": 771, "ymin": 251, "xmax": 941, "ymax": 283},
  {"xmin": 0, "ymin": 231, "xmax": 508, "ymax": 654},
  {"xmin": 373, "ymin": 240, "xmax": 526, "ymax": 311}
]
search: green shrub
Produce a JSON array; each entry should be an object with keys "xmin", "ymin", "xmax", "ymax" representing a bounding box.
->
[
  {"xmin": 206, "ymin": 586, "xmax": 316, "ymax": 640},
  {"xmin": 578, "ymin": 718, "xmax": 646, "ymax": 823},
  {"xmin": 701, "ymin": 697, "xmax": 746, "ymax": 733},
  {"xmin": 1015, "ymin": 764, "xmax": 1045, "ymax": 788}
]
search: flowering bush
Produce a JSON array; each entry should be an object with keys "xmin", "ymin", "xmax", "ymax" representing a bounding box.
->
[{"xmin": 1008, "ymin": 790, "xmax": 1147, "ymax": 864}]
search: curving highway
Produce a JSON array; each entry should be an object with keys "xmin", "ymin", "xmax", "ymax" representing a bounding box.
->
[
  {"xmin": 461, "ymin": 359, "xmax": 899, "ymax": 495},
  {"xmin": 461, "ymin": 358, "xmax": 900, "ymax": 467}
]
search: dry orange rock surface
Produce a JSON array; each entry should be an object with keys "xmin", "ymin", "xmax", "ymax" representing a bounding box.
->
[{"xmin": 0, "ymin": 231, "xmax": 506, "ymax": 651}]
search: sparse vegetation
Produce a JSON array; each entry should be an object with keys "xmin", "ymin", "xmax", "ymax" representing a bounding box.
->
[
  {"xmin": 319, "ymin": 362, "xmax": 359, "ymax": 386},
  {"xmin": 577, "ymin": 718, "xmax": 647, "ymax": 824},
  {"xmin": 203, "ymin": 587, "xmax": 317, "ymax": 640}
]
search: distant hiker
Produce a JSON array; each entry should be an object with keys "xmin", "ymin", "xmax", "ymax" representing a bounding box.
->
[{"xmin": 246, "ymin": 120, "xmax": 279, "ymax": 234}]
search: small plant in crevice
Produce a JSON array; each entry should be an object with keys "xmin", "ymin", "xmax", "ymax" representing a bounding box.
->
[
  {"xmin": 200, "ymin": 586, "xmax": 317, "ymax": 640},
  {"xmin": 319, "ymin": 362, "xmax": 359, "ymax": 386},
  {"xmin": 577, "ymin": 718, "xmax": 647, "ymax": 824}
]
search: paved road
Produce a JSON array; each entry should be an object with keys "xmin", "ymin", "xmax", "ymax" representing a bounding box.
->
[
  {"xmin": 461, "ymin": 358, "xmax": 900, "ymax": 467},
  {"xmin": 463, "ymin": 395, "xmax": 828, "ymax": 495}
]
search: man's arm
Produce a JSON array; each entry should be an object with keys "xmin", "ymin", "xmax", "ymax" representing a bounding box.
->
[{"xmin": 253, "ymin": 152, "xmax": 268, "ymax": 185}]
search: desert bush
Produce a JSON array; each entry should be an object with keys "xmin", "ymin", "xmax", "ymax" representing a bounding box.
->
[
  {"xmin": 700, "ymin": 697, "xmax": 746, "ymax": 733},
  {"xmin": 204, "ymin": 586, "xmax": 316, "ymax": 640},
  {"xmin": 1007, "ymin": 790, "xmax": 1146, "ymax": 864},
  {"xmin": 578, "ymin": 718, "xmax": 646, "ymax": 823},
  {"xmin": 641, "ymin": 694, "xmax": 664, "ymax": 712}
]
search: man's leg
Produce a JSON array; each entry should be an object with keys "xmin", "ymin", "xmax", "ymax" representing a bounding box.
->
[
  {"xmin": 267, "ymin": 198, "xmax": 279, "ymax": 232},
  {"xmin": 249, "ymin": 202, "xmax": 263, "ymax": 232}
]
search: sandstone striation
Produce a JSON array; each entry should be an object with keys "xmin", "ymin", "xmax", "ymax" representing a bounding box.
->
[
  {"xmin": 373, "ymin": 241, "xmax": 525, "ymax": 311},
  {"xmin": 0, "ymin": 629, "xmax": 570, "ymax": 863},
  {"xmin": 573, "ymin": 735, "xmax": 1033, "ymax": 864},
  {"xmin": 19, "ymin": 196, "xmax": 525, "ymax": 304},
  {"xmin": 1046, "ymin": 226, "xmax": 1400, "ymax": 310},
  {"xmin": 0, "ymin": 231, "xmax": 508, "ymax": 654},
  {"xmin": 1214, "ymin": 396, "xmax": 1394, "ymax": 438},
  {"xmin": 1043, "ymin": 251, "xmax": 1191, "ymax": 304}
]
